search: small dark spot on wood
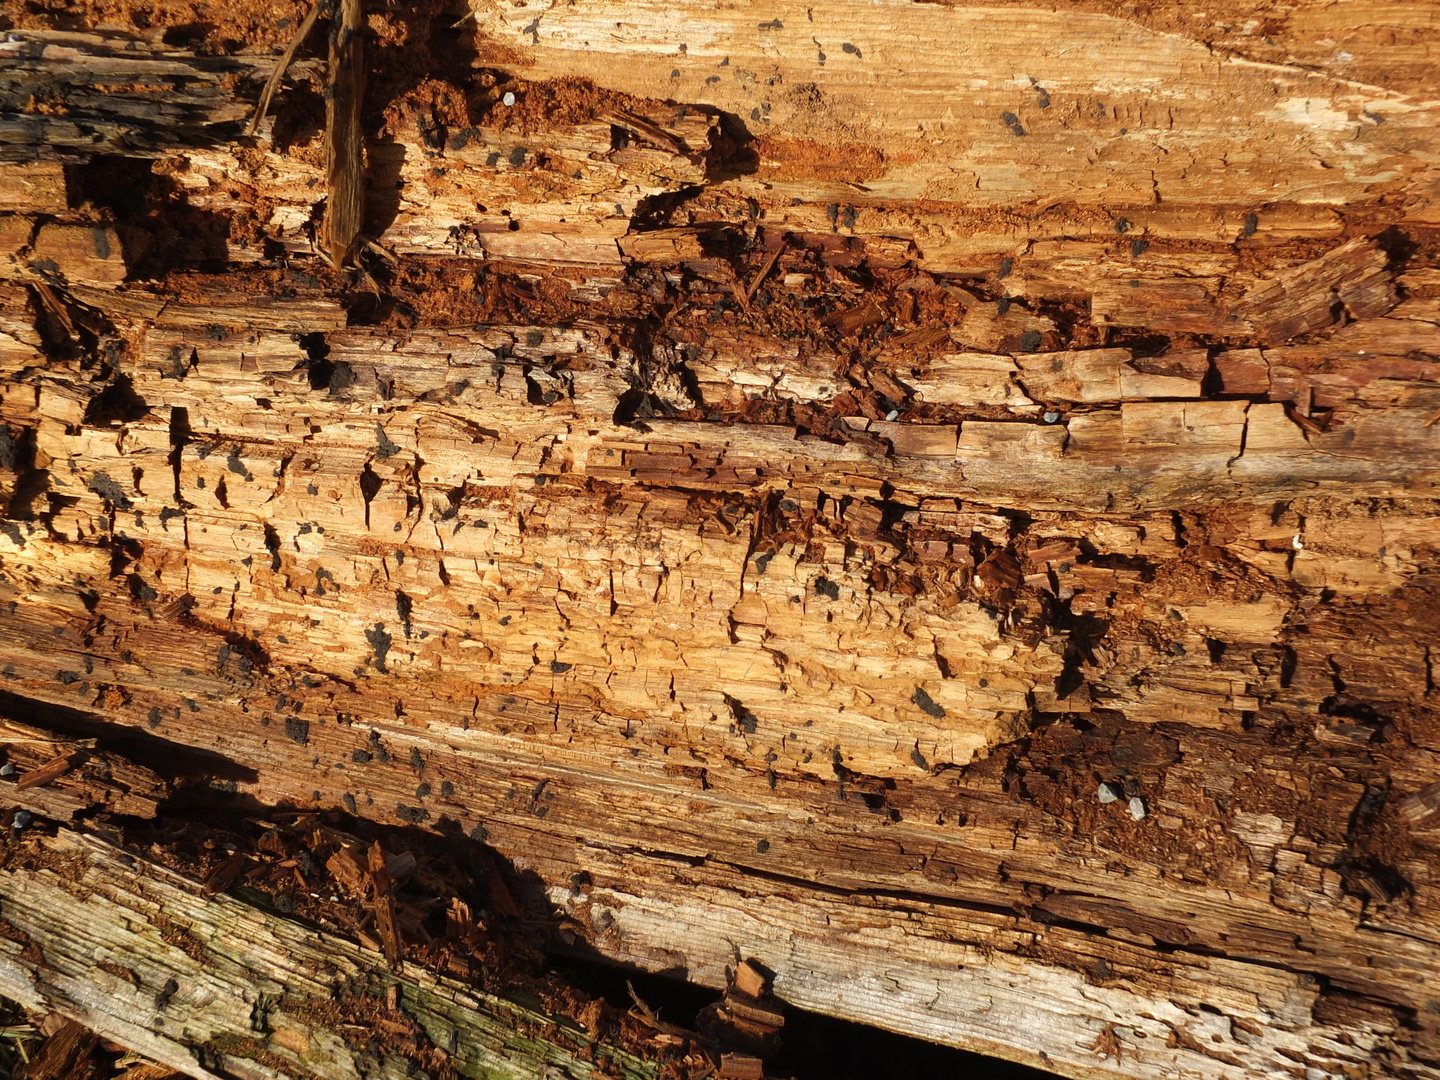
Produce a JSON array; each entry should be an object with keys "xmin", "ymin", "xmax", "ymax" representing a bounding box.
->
[
  {"xmin": 156, "ymin": 976, "xmax": 179, "ymax": 1010},
  {"xmin": 87, "ymin": 471, "xmax": 132, "ymax": 510},
  {"xmin": 284, "ymin": 717, "xmax": 310, "ymax": 745},
  {"xmin": 913, "ymin": 687, "xmax": 945, "ymax": 718},
  {"xmin": 365, "ymin": 623, "xmax": 393, "ymax": 672},
  {"xmin": 375, "ymin": 424, "xmax": 400, "ymax": 460}
]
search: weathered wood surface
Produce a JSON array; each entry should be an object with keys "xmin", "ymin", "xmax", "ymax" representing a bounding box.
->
[
  {"xmin": 0, "ymin": 827, "xmax": 660, "ymax": 1080},
  {"xmin": 0, "ymin": 5, "xmax": 1439, "ymax": 1079}
]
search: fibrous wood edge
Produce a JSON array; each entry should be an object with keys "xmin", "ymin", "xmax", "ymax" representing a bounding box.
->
[{"xmin": 0, "ymin": 828, "xmax": 657, "ymax": 1080}]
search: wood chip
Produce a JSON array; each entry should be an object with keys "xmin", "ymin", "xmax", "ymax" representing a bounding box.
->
[
  {"xmin": 822, "ymin": 302, "xmax": 885, "ymax": 336},
  {"xmin": 200, "ymin": 853, "xmax": 248, "ymax": 897},
  {"xmin": 723, "ymin": 994, "xmax": 785, "ymax": 1030},
  {"xmin": 733, "ymin": 959, "xmax": 768, "ymax": 999},
  {"xmin": 326, "ymin": 844, "xmax": 368, "ymax": 894},
  {"xmin": 868, "ymin": 368, "xmax": 911, "ymax": 404},
  {"xmin": 718, "ymin": 1051, "xmax": 766, "ymax": 1080}
]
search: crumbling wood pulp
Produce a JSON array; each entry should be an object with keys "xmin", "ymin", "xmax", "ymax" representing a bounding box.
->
[{"xmin": 1, "ymin": 4, "xmax": 1439, "ymax": 1080}]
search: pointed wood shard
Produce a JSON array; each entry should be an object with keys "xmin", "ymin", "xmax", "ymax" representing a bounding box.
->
[{"xmin": 324, "ymin": 0, "xmax": 365, "ymax": 266}]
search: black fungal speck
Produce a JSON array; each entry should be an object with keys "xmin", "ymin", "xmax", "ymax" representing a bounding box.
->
[
  {"xmin": 912, "ymin": 687, "xmax": 946, "ymax": 719},
  {"xmin": 365, "ymin": 623, "xmax": 393, "ymax": 673}
]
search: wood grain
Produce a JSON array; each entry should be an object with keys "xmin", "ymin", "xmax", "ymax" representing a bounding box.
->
[{"xmin": 0, "ymin": 12, "xmax": 1438, "ymax": 1080}]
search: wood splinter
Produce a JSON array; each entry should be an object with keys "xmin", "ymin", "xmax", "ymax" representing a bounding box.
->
[
  {"xmin": 324, "ymin": 0, "xmax": 366, "ymax": 267},
  {"xmin": 15, "ymin": 752, "xmax": 79, "ymax": 791},
  {"xmin": 368, "ymin": 840, "xmax": 404, "ymax": 971},
  {"xmin": 245, "ymin": 0, "xmax": 323, "ymax": 137}
]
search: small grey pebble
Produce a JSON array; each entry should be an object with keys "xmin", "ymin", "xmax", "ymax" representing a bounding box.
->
[
  {"xmin": 1097, "ymin": 782, "xmax": 1119, "ymax": 804},
  {"xmin": 1128, "ymin": 796, "xmax": 1146, "ymax": 820},
  {"xmin": 13, "ymin": 810, "xmax": 32, "ymax": 829},
  {"xmin": 885, "ymin": 410, "xmax": 899, "ymax": 421},
  {"xmin": 0, "ymin": 764, "xmax": 14, "ymax": 778},
  {"xmin": 1043, "ymin": 411, "xmax": 1060, "ymax": 423},
  {"xmin": 502, "ymin": 92, "xmax": 516, "ymax": 107}
]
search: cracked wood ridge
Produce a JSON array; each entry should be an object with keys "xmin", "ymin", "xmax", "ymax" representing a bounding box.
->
[{"xmin": 0, "ymin": 1, "xmax": 1439, "ymax": 1079}]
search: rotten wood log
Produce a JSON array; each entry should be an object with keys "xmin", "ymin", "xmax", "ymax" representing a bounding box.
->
[{"xmin": 0, "ymin": 4, "xmax": 1439, "ymax": 1079}]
